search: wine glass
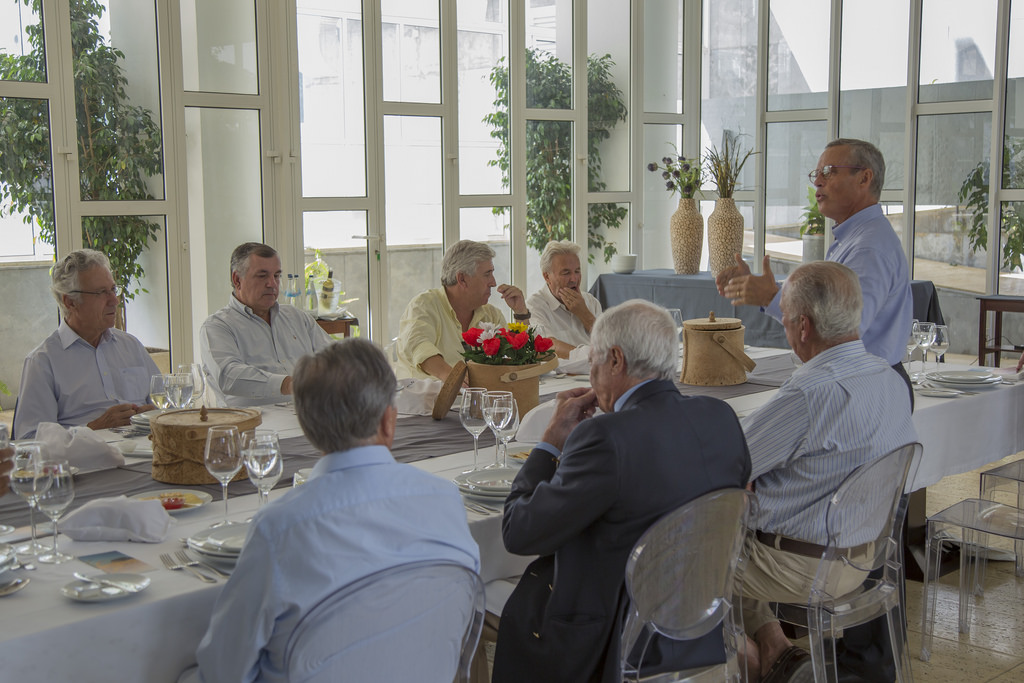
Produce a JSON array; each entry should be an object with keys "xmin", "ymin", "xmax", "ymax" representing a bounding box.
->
[
  {"xmin": 36, "ymin": 459, "xmax": 75, "ymax": 564},
  {"xmin": 178, "ymin": 363, "xmax": 206, "ymax": 408},
  {"xmin": 166, "ymin": 372, "xmax": 195, "ymax": 409},
  {"xmin": 495, "ymin": 398, "xmax": 520, "ymax": 468},
  {"xmin": 483, "ymin": 391, "xmax": 514, "ymax": 469},
  {"xmin": 459, "ymin": 388, "xmax": 488, "ymax": 472},
  {"xmin": 204, "ymin": 426, "xmax": 242, "ymax": 526},
  {"xmin": 930, "ymin": 325, "xmax": 950, "ymax": 374},
  {"xmin": 0, "ymin": 424, "xmax": 12, "ymax": 536},
  {"xmin": 912, "ymin": 321, "xmax": 936, "ymax": 382},
  {"xmin": 10, "ymin": 442, "xmax": 52, "ymax": 556},
  {"xmin": 242, "ymin": 429, "xmax": 282, "ymax": 507},
  {"xmin": 904, "ymin": 319, "xmax": 919, "ymax": 373},
  {"xmin": 149, "ymin": 374, "xmax": 170, "ymax": 410}
]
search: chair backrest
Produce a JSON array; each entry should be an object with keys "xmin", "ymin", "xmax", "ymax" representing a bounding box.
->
[
  {"xmin": 284, "ymin": 560, "xmax": 485, "ymax": 683},
  {"xmin": 620, "ymin": 488, "xmax": 756, "ymax": 677},
  {"xmin": 818, "ymin": 442, "xmax": 922, "ymax": 585}
]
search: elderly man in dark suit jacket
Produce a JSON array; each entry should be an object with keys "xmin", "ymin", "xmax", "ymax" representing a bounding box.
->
[{"xmin": 492, "ymin": 299, "xmax": 752, "ymax": 683}]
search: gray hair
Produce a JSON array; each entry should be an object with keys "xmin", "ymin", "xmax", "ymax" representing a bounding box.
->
[
  {"xmin": 781, "ymin": 261, "xmax": 863, "ymax": 343},
  {"xmin": 826, "ymin": 138, "xmax": 885, "ymax": 198},
  {"xmin": 440, "ymin": 240, "xmax": 495, "ymax": 287},
  {"xmin": 590, "ymin": 299, "xmax": 677, "ymax": 382},
  {"xmin": 293, "ymin": 339, "xmax": 396, "ymax": 454},
  {"xmin": 539, "ymin": 240, "xmax": 582, "ymax": 275},
  {"xmin": 230, "ymin": 242, "xmax": 278, "ymax": 282},
  {"xmin": 51, "ymin": 249, "xmax": 112, "ymax": 317}
]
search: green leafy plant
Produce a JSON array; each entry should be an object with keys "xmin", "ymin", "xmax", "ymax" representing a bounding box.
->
[
  {"xmin": 705, "ymin": 135, "xmax": 754, "ymax": 199},
  {"xmin": 958, "ymin": 140, "xmax": 1024, "ymax": 272},
  {"xmin": 800, "ymin": 186, "xmax": 825, "ymax": 236},
  {"xmin": 0, "ymin": 0, "xmax": 163, "ymax": 329},
  {"xmin": 647, "ymin": 146, "xmax": 703, "ymax": 199},
  {"xmin": 484, "ymin": 49, "xmax": 629, "ymax": 263}
]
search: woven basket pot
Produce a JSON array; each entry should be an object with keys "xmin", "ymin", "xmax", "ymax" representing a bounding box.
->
[
  {"xmin": 150, "ymin": 407, "xmax": 262, "ymax": 485},
  {"xmin": 707, "ymin": 198, "xmax": 744, "ymax": 278},
  {"xmin": 466, "ymin": 357, "xmax": 559, "ymax": 415},
  {"xmin": 670, "ymin": 197, "xmax": 704, "ymax": 274},
  {"xmin": 680, "ymin": 313, "xmax": 756, "ymax": 386}
]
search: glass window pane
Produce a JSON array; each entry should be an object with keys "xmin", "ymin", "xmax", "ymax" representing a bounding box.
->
[
  {"xmin": 180, "ymin": 0, "xmax": 258, "ymax": 94},
  {"xmin": 525, "ymin": 118, "xmax": 572, "ymax": 256},
  {"xmin": 839, "ymin": 0, "xmax": 909, "ymax": 191},
  {"xmin": 999, "ymin": 202, "xmax": 1024, "ymax": 295},
  {"xmin": 587, "ymin": 202, "xmax": 631, "ymax": 289},
  {"xmin": 702, "ymin": 0, "xmax": 757, "ymax": 178},
  {"xmin": 0, "ymin": 97, "xmax": 54, "ymax": 263},
  {"xmin": 765, "ymin": 121, "xmax": 827, "ymax": 266},
  {"xmin": 0, "ymin": 0, "xmax": 45, "ymax": 82},
  {"xmin": 296, "ymin": 2, "xmax": 367, "ymax": 197},
  {"xmin": 461, "ymin": 206, "xmax": 511, "ymax": 289},
  {"xmin": 381, "ymin": 0, "xmax": 440, "ymax": 104},
  {"xmin": 384, "ymin": 115, "xmax": 442, "ymax": 247},
  {"xmin": 642, "ymin": 123, "xmax": 683, "ymax": 271},
  {"xmin": 75, "ymin": 0, "xmax": 165, "ymax": 202},
  {"xmin": 1003, "ymin": 0, "xmax": 1024, "ymax": 191},
  {"xmin": 588, "ymin": 1, "xmax": 630, "ymax": 193},
  {"xmin": 302, "ymin": 212, "xmax": 368, "ymax": 334},
  {"xmin": 643, "ymin": 0, "xmax": 683, "ymax": 114},
  {"xmin": 915, "ymin": 113, "xmax": 991, "ymax": 295},
  {"xmin": 526, "ymin": 0, "xmax": 573, "ymax": 108},
  {"xmin": 767, "ymin": 0, "xmax": 829, "ymax": 111},
  {"xmin": 458, "ymin": 0, "xmax": 508, "ymax": 195},
  {"xmin": 919, "ymin": 0, "xmax": 997, "ymax": 104},
  {"xmin": 185, "ymin": 107, "xmax": 264, "ymax": 323}
]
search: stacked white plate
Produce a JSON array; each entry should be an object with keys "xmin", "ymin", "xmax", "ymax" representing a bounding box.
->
[
  {"xmin": 925, "ymin": 370, "xmax": 1004, "ymax": 390},
  {"xmin": 454, "ymin": 467, "xmax": 518, "ymax": 501},
  {"xmin": 186, "ymin": 522, "xmax": 250, "ymax": 565}
]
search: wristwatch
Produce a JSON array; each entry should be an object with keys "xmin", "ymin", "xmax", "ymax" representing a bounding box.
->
[{"xmin": 513, "ymin": 310, "xmax": 532, "ymax": 321}]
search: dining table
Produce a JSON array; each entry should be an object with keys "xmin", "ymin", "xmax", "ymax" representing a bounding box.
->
[{"xmin": 1, "ymin": 347, "xmax": 1022, "ymax": 681}]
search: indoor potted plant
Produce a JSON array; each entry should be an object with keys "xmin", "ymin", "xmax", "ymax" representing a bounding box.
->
[
  {"xmin": 647, "ymin": 148, "xmax": 704, "ymax": 274},
  {"xmin": 800, "ymin": 186, "xmax": 826, "ymax": 263},
  {"xmin": 705, "ymin": 137, "xmax": 755, "ymax": 277},
  {"xmin": 461, "ymin": 322, "xmax": 557, "ymax": 414}
]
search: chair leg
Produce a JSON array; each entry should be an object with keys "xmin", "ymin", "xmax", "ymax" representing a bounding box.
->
[
  {"xmin": 919, "ymin": 521, "xmax": 941, "ymax": 661},
  {"xmin": 806, "ymin": 607, "xmax": 839, "ymax": 683},
  {"xmin": 958, "ymin": 528, "xmax": 976, "ymax": 634},
  {"xmin": 886, "ymin": 603, "xmax": 914, "ymax": 683}
]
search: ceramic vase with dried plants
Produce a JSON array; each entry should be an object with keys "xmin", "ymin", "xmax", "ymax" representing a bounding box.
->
[
  {"xmin": 704, "ymin": 137, "xmax": 755, "ymax": 278},
  {"xmin": 670, "ymin": 197, "xmax": 703, "ymax": 274}
]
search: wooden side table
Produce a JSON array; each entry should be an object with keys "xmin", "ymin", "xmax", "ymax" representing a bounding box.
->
[
  {"xmin": 977, "ymin": 295, "xmax": 1024, "ymax": 366},
  {"xmin": 316, "ymin": 316, "xmax": 358, "ymax": 337}
]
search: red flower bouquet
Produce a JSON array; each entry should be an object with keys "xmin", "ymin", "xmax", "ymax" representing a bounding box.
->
[{"xmin": 461, "ymin": 322, "xmax": 555, "ymax": 366}]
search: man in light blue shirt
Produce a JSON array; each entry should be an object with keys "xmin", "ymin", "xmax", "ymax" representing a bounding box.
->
[
  {"xmin": 736, "ymin": 262, "xmax": 917, "ymax": 681},
  {"xmin": 14, "ymin": 249, "xmax": 158, "ymax": 439},
  {"xmin": 187, "ymin": 339, "xmax": 480, "ymax": 683},
  {"xmin": 200, "ymin": 242, "xmax": 332, "ymax": 406},
  {"xmin": 717, "ymin": 139, "xmax": 913, "ymax": 381}
]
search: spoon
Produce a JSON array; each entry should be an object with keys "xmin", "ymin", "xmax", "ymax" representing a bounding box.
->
[{"xmin": 0, "ymin": 577, "xmax": 30, "ymax": 597}]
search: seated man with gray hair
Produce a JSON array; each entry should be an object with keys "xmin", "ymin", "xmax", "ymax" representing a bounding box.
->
[
  {"xmin": 187, "ymin": 338, "xmax": 480, "ymax": 682},
  {"xmin": 493, "ymin": 299, "xmax": 751, "ymax": 682},
  {"xmin": 395, "ymin": 239, "xmax": 530, "ymax": 381},
  {"xmin": 14, "ymin": 249, "xmax": 158, "ymax": 439},
  {"xmin": 201, "ymin": 242, "xmax": 332, "ymax": 406},
  {"xmin": 737, "ymin": 261, "xmax": 917, "ymax": 681},
  {"xmin": 526, "ymin": 240, "xmax": 602, "ymax": 358}
]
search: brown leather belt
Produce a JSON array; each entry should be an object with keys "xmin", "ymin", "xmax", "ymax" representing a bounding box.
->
[{"xmin": 756, "ymin": 530, "xmax": 872, "ymax": 559}]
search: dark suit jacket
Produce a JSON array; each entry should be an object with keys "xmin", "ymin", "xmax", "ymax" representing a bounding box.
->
[{"xmin": 492, "ymin": 379, "xmax": 751, "ymax": 683}]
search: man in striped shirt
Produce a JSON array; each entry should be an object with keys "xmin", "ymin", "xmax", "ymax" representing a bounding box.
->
[{"xmin": 737, "ymin": 261, "xmax": 917, "ymax": 682}]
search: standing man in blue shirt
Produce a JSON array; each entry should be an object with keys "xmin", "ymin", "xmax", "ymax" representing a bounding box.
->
[{"xmin": 716, "ymin": 138, "xmax": 914, "ymax": 395}]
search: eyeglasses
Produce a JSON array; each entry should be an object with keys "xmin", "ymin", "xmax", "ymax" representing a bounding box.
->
[
  {"xmin": 71, "ymin": 286, "xmax": 120, "ymax": 299},
  {"xmin": 807, "ymin": 165, "xmax": 866, "ymax": 184}
]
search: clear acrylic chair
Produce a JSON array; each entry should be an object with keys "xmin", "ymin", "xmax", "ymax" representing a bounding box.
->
[
  {"xmin": 978, "ymin": 458, "xmax": 1024, "ymax": 578},
  {"xmin": 773, "ymin": 442, "xmax": 922, "ymax": 683},
  {"xmin": 283, "ymin": 560, "xmax": 485, "ymax": 683},
  {"xmin": 620, "ymin": 487, "xmax": 757, "ymax": 683},
  {"xmin": 919, "ymin": 498, "xmax": 1024, "ymax": 661}
]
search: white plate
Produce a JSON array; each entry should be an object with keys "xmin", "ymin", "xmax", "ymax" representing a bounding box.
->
[
  {"xmin": 61, "ymin": 573, "xmax": 150, "ymax": 602},
  {"xmin": 916, "ymin": 388, "xmax": 962, "ymax": 399},
  {"xmin": 457, "ymin": 485, "xmax": 509, "ymax": 500},
  {"xmin": 927, "ymin": 371, "xmax": 1000, "ymax": 384},
  {"xmin": 455, "ymin": 467, "xmax": 518, "ymax": 492},
  {"xmin": 129, "ymin": 489, "xmax": 213, "ymax": 514},
  {"xmin": 927, "ymin": 376, "xmax": 1002, "ymax": 390},
  {"xmin": 187, "ymin": 522, "xmax": 250, "ymax": 557}
]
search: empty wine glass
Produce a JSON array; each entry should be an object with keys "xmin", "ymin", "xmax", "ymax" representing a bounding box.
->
[
  {"xmin": 166, "ymin": 372, "xmax": 195, "ymax": 409},
  {"xmin": 904, "ymin": 319, "xmax": 919, "ymax": 373},
  {"xmin": 930, "ymin": 325, "xmax": 950, "ymax": 374},
  {"xmin": 242, "ymin": 429, "xmax": 282, "ymax": 507},
  {"xmin": 11, "ymin": 442, "xmax": 52, "ymax": 556},
  {"xmin": 483, "ymin": 391, "xmax": 514, "ymax": 469},
  {"xmin": 204, "ymin": 426, "xmax": 242, "ymax": 526},
  {"xmin": 178, "ymin": 363, "xmax": 206, "ymax": 408},
  {"xmin": 460, "ymin": 388, "xmax": 488, "ymax": 472},
  {"xmin": 912, "ymin": 321, "xmax": 936, "ymax": 382},
  {"xmin": 36, "ymin": 459, "xmax": 75, "ymax": 564},
  {"xmin": 495, "ymin": 398, "xmax": 520, "ymax": 468},
  {"xmin": 149, "ymin": 374, "xmax": 170, "ymax": 410}
]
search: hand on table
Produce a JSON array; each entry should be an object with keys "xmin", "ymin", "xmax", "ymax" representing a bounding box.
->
[
  {"xmin": 542, "ymin": 386, "xmax": 598, "ymax": 451},
  {"xmin": 87, "ymin": 403, "xmax": 143, "ymax": 430},
  {"xmin": 718, "ymin": 254, "xmax": 779, "ymax": 307}
]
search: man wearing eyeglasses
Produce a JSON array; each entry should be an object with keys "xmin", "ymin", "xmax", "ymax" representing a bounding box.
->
[
  {"xmin": 13, "ymin": 249, "xmax": 159, "ymax": 439},
  {"xmin": 717, "ymin": 138, "xmax": 913, "ymax": 394}
]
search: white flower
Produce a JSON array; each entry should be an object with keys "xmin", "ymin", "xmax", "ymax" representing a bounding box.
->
[{"xmin": 477, "ymin": 322, "xmax": 499, "ymax": 341}]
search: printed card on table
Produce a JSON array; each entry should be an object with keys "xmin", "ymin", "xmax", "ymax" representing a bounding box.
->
[{"xmin": 78, "ymin": 550, "xmax": 156, "ymax": 574}]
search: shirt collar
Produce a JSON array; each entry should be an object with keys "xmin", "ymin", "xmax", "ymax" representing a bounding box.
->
[
  {"xmin": 831, "ymin": 203, "xmax": 882, "ymax": 241},
  {"xmin": 228, "ymin": 292, "xmax": 279, "ymax": 321},
  {"xmin": 57, "ymin": 319, "xmax": 113, "ymax": 350},
  {"xmin": 799, "ymin": 339, "xmax": 867, "ymax": 373},
  {"xmin": 614, "ymin": 378, "xmax": 654, "ymax": 412},
  {"xmin": 536, "ymin": 285, "xmax": 567, "ymax": 313},
  {"xmin": 310, "ymin": 444, "xmax": 395, "ymax": 480}
]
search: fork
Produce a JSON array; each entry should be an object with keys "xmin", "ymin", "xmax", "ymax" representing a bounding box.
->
[
  {"xmin": 160, "ymin": 552, "xmax": 217, "ymax": 583},
  {"xmin": 175, "ymin": 550, "xmax": 231, "ymax": 579}
]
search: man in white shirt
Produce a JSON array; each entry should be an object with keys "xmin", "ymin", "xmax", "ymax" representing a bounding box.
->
[
  {"xmin": 200, "ymin": 242, "xmax": 332, "ymax": 406},
  {"xmin": 14, "ymin": 249, "xmax": 158, "ymax": 438},
  {"xmin": 526, "ymin": 240, "xmax": 602, "ymax": 359}
]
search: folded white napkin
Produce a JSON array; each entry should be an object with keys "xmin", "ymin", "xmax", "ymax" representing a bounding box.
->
[
  {"xmin": 62, "ymin": 496, "xmax": 173, "ymax": 543},
  {"xmin": 395, "ymin": 378, "xmax": 444, "ymax": 415},
  {"xmin": 557, "ymin": 345, "xmax": 591, "ymax": 375},
  {"xmin": 35, "ymin": 422, "xmax": 125, "ymax": 471},
  {"xmin": 517, "ymin": 399, "xmax": 557, "ymax": 443}
]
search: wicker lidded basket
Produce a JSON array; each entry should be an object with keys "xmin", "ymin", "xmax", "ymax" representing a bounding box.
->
[
  {"xmin": 150, "ymin": 407, "xmax": 262, "ymax": 484},
  {"xmin": 680, "ymin": 311, "xmax": 756, "ymax": 386}
]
